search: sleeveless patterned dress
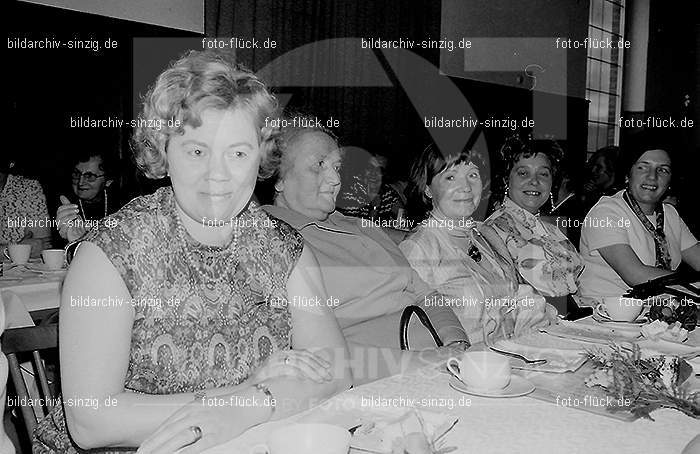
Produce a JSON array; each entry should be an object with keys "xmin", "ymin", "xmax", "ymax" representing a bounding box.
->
[{"xmin": 33, "ymin": 187, "xmax": 303, "ymax": 453}]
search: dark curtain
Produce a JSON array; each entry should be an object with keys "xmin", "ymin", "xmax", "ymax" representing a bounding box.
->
[
  {"xmin": 204, "ymin": 1, "xmax": 589, "ymax": 220},
  {"xmin": 205, "ymin": 0, "xmax": 442, "ymax": 184}
]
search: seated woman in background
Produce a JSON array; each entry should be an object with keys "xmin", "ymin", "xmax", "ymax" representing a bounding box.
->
[
  {"xmin": 484, "ymin": 137, "xmax": 583, "ymax": 306},
  {"xmin": 34, "ymin": 50, "xmax": 351, "ymax": 454},
  {"xmin": 0, "ymin": 155, "xmax": 51, "ymax": 258},
  {"xmin": 55, "ymin": 150, "xmax": 120, "ymax": 243},
  {"xmin": 263, "ymin": 115, "xmax": 470, "ymax": 384},
  {"xmin": 399, "ymin": 143, "xmax": 555, "ymax": 342},
  {"xmin": 578, "ymin": 136, "xmax": 700, "ymax": 301},
  {"xmin": 581, "ymin": 145, "xmax": 622, "ymax": 215}
]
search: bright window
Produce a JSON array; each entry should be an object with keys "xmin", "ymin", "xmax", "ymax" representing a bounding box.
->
[{"xmin": 586, "ymin": 0, "xmax": 626, "ymax": 157}]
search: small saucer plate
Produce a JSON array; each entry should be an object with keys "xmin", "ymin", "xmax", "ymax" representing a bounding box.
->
[
  {"xmin": 591, "ymin": 312, "xmax": 648, "ymax": 325},
  {"xmin": 25, "ymin": 263, "xmax": 67, "ymax": 273},
  {"xmin": 448, "ymin": 376, "xmax": 535, "ymax": 398}
]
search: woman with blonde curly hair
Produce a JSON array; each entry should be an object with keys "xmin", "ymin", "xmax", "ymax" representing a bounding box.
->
[{"xmin": 33, "ymin": 50, "xmax": 351, "ymax": 454}]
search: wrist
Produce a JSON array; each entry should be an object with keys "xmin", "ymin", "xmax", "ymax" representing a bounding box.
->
[
  {"xmin": 445, "ymin": 339, "xmax": 471, "ymax": 350},
  {"xmin": 253, "ymin": 382, "xmax": 276, "ymax": 422}
]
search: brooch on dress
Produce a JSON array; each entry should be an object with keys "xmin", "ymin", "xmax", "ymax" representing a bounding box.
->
[{"xmin": 468, "ymin": 243, "xmax": 482, "ymax": 262}]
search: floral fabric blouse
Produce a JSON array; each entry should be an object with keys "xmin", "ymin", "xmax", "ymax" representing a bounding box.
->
[
  {"xmin": 399, "ymin": 217, "xmax": 519, "ymax": 342},
  {"xmin": 33, "ymin": 187, "xmax": 303, "ymax": 453},
  {"xmin": 0, "ymin": 174, "xmax": 50, "ymax": 244},
  {"xmin": 484, "ymin": 197, "xmax": 583, "ymax": 297}
]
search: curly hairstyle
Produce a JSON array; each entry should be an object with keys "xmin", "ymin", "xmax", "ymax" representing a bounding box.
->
[
  {"xmin": 496, "ymin": 134, "xmax": 564, "ymax": 202},
  {"xmin": 407, "ymin": 143, "xmax": 488, "ymax": 219},
  {"xmin": 265, "ymin": 112, "xmax": 340, "ymax": 188},
  {"xmin": 131, "ymin": 49, "xmax": 278, "ymax": 179}
]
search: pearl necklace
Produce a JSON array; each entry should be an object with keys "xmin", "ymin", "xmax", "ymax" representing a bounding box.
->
[
  {"xmin": 78, "ymin": 189, "xmax": 108, "ymax": 220},
  {"xmin": 174, "ymin": 202, "xmax": 240, "ymax": 286}
]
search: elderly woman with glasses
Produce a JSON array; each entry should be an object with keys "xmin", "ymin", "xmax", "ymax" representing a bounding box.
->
[
  {"xmin": 263, "ymin": 115, "xmax": 470, "ymax": 384},
  {"xmin": 55, "ymin": 150, "xmax": 119, "ymax": 243},
  {"xmin": 578, "ymin": 135, "xmax": 700, "ymax": 301},
  {"xmin": 399, "ymin": 143, "xmax": 554, "ymax": 342},
  {"xmin": 33, "ymin": 50, "xmax": 351, "ymax": 454}
]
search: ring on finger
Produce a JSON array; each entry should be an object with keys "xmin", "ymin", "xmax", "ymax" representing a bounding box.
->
[
  {"xmin": 284, "ymin": 355, "xmax": 291, "ymax": 365},
  {"xmin": 189, "ymin": 425, "xmax": 203, "ymax": 443}
]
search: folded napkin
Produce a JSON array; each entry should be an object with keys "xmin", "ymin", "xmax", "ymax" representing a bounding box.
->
[
  {"xmin": 1, "ymin": 290, "xmax": 35, "ymax": 329},
  {"xmin": 0, "ymin": 281, "xmax": 61, "ymax": 312}
]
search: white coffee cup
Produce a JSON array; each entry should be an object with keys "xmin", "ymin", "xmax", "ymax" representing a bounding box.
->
[
  {"xmin": 595, "ymin": 296, "xmax": 644, "ymax": 322},
  {"xmin": 253, "ymin": 423, "xmax": 350, "ymax": 454},
  {"xmin": 3, "ymin": 244, "xmax": 31, "ymax": 265},
  {"xmin": 446, "ymin": 351, "xmax": 511, "ymax": 391},
  {"xmin": 41, "ymin": 249, "xmax": 65, "ymax": 270}
]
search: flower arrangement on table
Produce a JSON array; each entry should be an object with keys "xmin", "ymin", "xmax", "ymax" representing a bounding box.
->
[
  {"xmin": 585, "ymin": 344, "xmax": 698, "ymax": 420},
  {"xmin": 646, "ymin": 294, "xmax": 697, "ymax": 333}
]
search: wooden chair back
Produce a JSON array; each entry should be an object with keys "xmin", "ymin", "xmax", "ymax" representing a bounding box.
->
[{"xmin": 1, "ymin": 324, "xmax": 58, "ymax": 438}]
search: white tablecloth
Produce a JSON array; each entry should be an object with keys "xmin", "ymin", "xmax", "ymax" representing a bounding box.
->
[
  {"xmin": 203, "ymin": 365, "xmax": 700, "ymax": 454},
  {"xmin": 0, "ymin": 266, "xmax": 63, "ymax": 315}
]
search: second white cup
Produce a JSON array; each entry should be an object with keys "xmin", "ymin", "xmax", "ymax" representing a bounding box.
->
[
  {"xmin": 447, "ymin": 351, "xmax": 511, "ymax": 391},
  {"xmin": 41, "ymin": 249, "xmax": 65, "ymax": 270},
  {"xmin": 4, "ymin": 244, "xmax": 31, "ymax": 264},
  {"xmin": 595, "ymin": 296, "xmax": 644, "ymax": 322}
]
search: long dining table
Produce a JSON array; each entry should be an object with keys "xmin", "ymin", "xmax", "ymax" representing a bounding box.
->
[
  {"xmin": 2, "ymin": 261, "xmax": 698, "ymax": 453},
  {"xmin": 203, "ymin": 327, "xmax": 700, "ymax": 454}
]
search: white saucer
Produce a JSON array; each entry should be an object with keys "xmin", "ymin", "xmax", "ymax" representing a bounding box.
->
[
  {"xmin": 448, "ymin": 376, "xmax": 535, "ymax": 398},
  {"xmin": 25, "ymin": 263, "xmax": 67, "ymax": 273},
  {"xmin": 592, "ymin": 312, "xmax": 647, "ymax": 325}
]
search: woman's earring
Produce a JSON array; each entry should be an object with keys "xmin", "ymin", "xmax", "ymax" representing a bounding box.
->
[
  {"xmin": 503, "ymin": 185, "xmax": 509, "ymax": 201},
  {"xmin": 424, "ymin": 188, "xmax": 432, "ymax": 199},
  {"xmin": 550, "ymin": 191, "xmax": 555, "ymax": 209}
]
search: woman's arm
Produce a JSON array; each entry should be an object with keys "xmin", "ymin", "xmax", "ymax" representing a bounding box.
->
[
  {"xmin": 597, "ymin": 243, "xmax": 673, "ymax": 286},
  {"xmin": 681, "ymin": 243, "xmax": 700, "ymax": 271},
  {"xmin": 280, "ymin": 244, "xmax": 353, "ymax": 400},
  {"xmin": 399, "ymin": 238, "xmax": 468, "ymax": 345},
  {"xmin": 61, "ymin": 242, "xmax": 200, "ymax": 449}
]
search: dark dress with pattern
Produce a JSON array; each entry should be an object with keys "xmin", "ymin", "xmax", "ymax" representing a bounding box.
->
[{"xmin": 33, "ymin": 187, "xmax": 303, "ymax": 453}]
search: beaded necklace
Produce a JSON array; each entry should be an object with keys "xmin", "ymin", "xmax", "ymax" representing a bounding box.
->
[
  {"xmin": 78, "ymin": 189, "xmax": 108, "ymax": 220},
  {"xmin": 173, "ymin": 199, "xmax": 240, "ymax": 287}
]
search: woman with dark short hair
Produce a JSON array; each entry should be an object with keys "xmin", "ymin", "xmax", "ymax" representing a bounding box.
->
[
  {"xmin": 578, "ymin": 135, "xmax": 700, "ymax": 301},
  {"xmin": 484, "ymin": 136, "xmax": 583, "ymax": 300}
]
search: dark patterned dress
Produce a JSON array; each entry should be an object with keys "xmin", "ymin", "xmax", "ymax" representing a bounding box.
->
[{"xmin": 33, "ymin": 187, "xmax": 304, "ymax": 453}]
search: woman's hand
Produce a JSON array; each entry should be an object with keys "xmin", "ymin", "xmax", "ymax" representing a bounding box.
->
[
  {"xmin": 481, "ymin": 303, "xmax": 517, "ymax": 342},
  {"xmin": 249, "ymin": 349, "xmax": 333, "ymax": 384},
  {"xmin": 136, "ymin": 398, "xmax": 247, "ymax": 454},
  {"xmin": 56, "ymin": 195, "xmax": 87, "ymax": 242}
]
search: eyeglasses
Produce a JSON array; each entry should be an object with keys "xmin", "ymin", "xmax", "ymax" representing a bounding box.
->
[{"xmin": 71, "ymin": 171, "xmax": 105, "ymax": 183}]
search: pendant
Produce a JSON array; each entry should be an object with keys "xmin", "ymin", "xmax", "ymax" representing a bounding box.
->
[{"xmin": 468, "ymin": 244, "xmax": 482, "ymax": 262}]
